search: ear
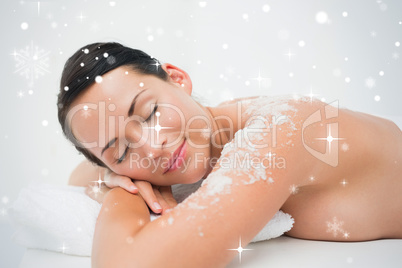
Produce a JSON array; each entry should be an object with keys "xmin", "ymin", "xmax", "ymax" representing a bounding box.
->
[{"xmin": 161, "ymin": 63, "xmax": 193, "ymax": 95}]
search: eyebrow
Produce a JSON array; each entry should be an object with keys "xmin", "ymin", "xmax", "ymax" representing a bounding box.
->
[
  {"xmin": 101, "ymin": 137, "xmax": 118, "ymax": 156},
  {"xmin": 101, "ymin": 88, "xmax": 149, "ymax": 157},
  {"xmin": 127, "ymin": 88, "xmax": 148, "ymax": 117}
]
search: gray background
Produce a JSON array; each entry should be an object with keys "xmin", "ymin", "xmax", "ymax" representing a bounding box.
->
[{"xmin": 0, "ymin": 0, "xmax": 401, "ymax": 267}]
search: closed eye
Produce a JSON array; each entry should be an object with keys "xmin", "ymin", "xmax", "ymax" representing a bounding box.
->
[
  {"xmin": 116, "ymin": 146, "xmax": 129, "ymax": 164},
  {"xmin": 144, "ymin": 103, "xmax": 158, "ymax": 122},
  {"xmin": 116, "ymin": 103, "xmax": 158, "ymax": 164}
]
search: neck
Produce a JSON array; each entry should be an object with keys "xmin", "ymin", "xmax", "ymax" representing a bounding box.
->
[{"xmin": 200, "ymin": 104, "xmax": 239, "ymax": 177}]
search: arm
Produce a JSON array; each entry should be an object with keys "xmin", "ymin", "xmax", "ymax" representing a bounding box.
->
[
  {"xmin": 92, "ymin": 128, "xmax": 306, "ymax": 267},
  {"xmin": 92, "ymin": 188, "xmax": 151, "ymax": 268},
  {"xmin": 93, "ymin": 165, "xmax": 295, "ymax": 267},
  {"xmin": 68, "ymin": 159, "xmax": 174, "ymax": 214}
]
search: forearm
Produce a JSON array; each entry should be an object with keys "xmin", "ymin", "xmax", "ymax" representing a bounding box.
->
[
  {"xmin": 90, "ymin": 157, "xmax": 294, "ymax": 267},
  {"xmin": 91, "ymin": 187, "xmax": 150, "ymax": 268}
]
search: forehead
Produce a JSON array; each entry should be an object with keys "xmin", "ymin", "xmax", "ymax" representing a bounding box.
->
[
  {"xmin": 74, "ymin": 66, "xmax": 146, "ymax": 103},
  {"xmin": 67, "ymin": 66, "xmax": 150, "ymax": 148}
]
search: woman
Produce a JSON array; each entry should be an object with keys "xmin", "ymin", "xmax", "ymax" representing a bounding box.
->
[{"xmin": 58, "ymin": 42, "xmax": 402, "ymax": 267}]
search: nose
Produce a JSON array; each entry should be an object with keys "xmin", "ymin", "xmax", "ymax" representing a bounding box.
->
[
  {"xmin": 124, "ymin": 120, "xmax": 167, "ymax": 159},
  {"xmin": 143, "ymin": 133, "xmax": 167, "ymax": 159}
]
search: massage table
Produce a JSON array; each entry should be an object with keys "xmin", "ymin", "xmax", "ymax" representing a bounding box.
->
[{"xmin": 19, "ymin": 236, "xmax": 402, "ymax": 267}]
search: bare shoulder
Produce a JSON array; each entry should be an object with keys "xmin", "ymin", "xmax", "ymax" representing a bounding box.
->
[
  {"xmin": 233, "ymin": 95, "xmax": 360, "ymax": 184},
  {"xmin": 217, "ymin": 95, "xmax": 261, "ymax": 107}
]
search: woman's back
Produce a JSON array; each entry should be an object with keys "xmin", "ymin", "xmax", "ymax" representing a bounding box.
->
[{"xmin": 225, "ymin": 96, "xmax": 402, "ymax": 241}]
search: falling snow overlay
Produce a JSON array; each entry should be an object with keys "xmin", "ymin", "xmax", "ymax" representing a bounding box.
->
[
  {"xmin": 227, "ymin": 237, "xmax": 253, "ymax": 263},
  {"xmin": 12, "ymin": 41, "xmax": 50, "ymax": 87},
  {"xmin": 326, "ymin": 217, "xmax": 350, "ymax": 239},
  {"xmin": 2, "ymin": 1, "xmax": 402, "ymax": 266}
]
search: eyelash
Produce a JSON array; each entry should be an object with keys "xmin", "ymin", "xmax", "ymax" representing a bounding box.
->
[
  {"xmin": 144, "ymin": 103, "xmax": 158, "ymax": 122},
  {"xmin": 115, "ymin": 104, "xmax": 158, "ymax": 164}
]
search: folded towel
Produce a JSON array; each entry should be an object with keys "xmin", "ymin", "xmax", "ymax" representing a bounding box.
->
[
  {"xmin": 8, "ymin": 183, "xmax": 100, "ymax": 256},
  {"xmin": 8, "ymin": 181, "xmax": 294, "ymax": 256}
]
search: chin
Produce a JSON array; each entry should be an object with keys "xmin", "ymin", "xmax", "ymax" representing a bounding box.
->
[{"xmin": 181, "ymin": 169, "xmax": 209, "ymax": 184}]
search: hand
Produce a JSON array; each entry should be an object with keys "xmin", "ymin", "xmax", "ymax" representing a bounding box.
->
[
  {"xmin": 136, "ymin": 183, "xmax": 178, "ymax": 215},
  {"xmin": 87, "ymin": 168, "xmax": 177, "ymax": 214}
]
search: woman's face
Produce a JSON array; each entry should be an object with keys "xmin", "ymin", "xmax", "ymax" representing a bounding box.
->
[{"xmin": 68, "ymin": 64, "xmax": 216, "ymax": 185}]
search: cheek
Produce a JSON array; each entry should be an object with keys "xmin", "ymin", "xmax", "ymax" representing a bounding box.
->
[
  {"xmin": 158, "ymin": 104, "xmax": 187, "ymax": 132},
  {"xmin": 156, "ymin": 98, "xmax": 211, "ymax": 149}
]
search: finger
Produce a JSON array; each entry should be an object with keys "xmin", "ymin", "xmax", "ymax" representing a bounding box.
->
[
  {"xmin": 104, "ymin": 171, "xmax": 138, "ymax": 194},
  {"xmin": 135, "ymin": 181, "xmax": 162, "ymax": 214},
  {"xmin": 159, "ymin": 186, "xmax": 178, "ymax": 208},
  {"xmin": 152, "ymin": 188, "xmax": 172, "ymax": 214}
]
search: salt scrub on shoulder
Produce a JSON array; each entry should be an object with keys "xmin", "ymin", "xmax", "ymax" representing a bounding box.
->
[
  {"xmin": 242, "ymin": 95, "xmax": 301, "ymax": 145},
  {"xmin": 194, "ymin": 96, "xmax": 306, "ymax": 200},
  {"xmin": 243, "ymin": 95, "xmax": 299, "ymax": 119},
  {"xmin": 219, "ymin": 128, "xmax": 272, "ymax": 185},
  {"xmin": 201, "ymin": 171, "xmax": 233, "ymax": 197},
  {"xmin": 212, "ymin": 96, "xmax": 307, "ymax": 186}
]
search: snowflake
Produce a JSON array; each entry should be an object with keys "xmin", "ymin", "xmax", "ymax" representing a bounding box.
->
[
  {"xmin": 341, "ymin": 142, "xmax": 349, "ymax": 152},
  {"xmin": 92, "ymin": 172, "xmax": 105, "ymax": 187},
  {"xmin": 126, "ymin": 236, "xmax": 134, "ymax": 244},
  {"xmin": 251, "ymin": 69, "xmax": 271, "ymax": 89},
  {"xmin": 326, "ymin": 216, "xmax": 349, "ymax": 238},
  {"xmin": 1, "ymin": 196, "xmax": 9, "ymax": 204},
  {"xmin": 225, "ymin": 65, "xmax": 235, "ymax": 76},
  {"xmin": 289, "ymin": 184, "xmax": 299, "ymax": 195},
  {"xmin": 12, "ymin": 41, "xmax": 50, "ymax": 87},
  {"xmin": 364, "ymin": 77, "xmax": 376, "ymax": 89},
  {"xmin": 87, "ymin": 184, "xmax": 102, "ymax": 198},
  {"xmin": 227, "ymin": 236, "xmax": 253, "ymax": 263},
  {"xmin": 159, "ymin": 219, "xmax": 167, "ymax": 227},
  {"xmin": 58, "ymin": 242, "xmax": 69, "ymax": 253},
  {"xmin": 90, "ymin": 21, "xmax": 100, "ymax": 32},
  {"xmin": 0, "ymin": 208, "xmax": 7, "ymax": 216}
]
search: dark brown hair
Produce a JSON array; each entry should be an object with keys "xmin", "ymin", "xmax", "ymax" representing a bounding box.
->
[{"xmin": 57, "ymin": 42, "xmax": 168, "ymax": 167}]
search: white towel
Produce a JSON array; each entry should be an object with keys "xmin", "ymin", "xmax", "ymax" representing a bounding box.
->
[
  {"xmin": 8, "ymin": 183, "xmax": 100, "ymax": 256},
  {"xmin": 8, "ymin": 181, "xmax": 294, "ymax": 256}
]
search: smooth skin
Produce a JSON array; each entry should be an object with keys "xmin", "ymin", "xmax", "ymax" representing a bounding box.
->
[{"xmin": 68, "ymin": 64, "xmax": 402, "ymax": 267}]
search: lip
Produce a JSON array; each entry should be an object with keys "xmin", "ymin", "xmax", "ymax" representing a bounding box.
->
[{"xmin": 164, "ymin": 139, "xmax": 187, "ymax": 174}]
